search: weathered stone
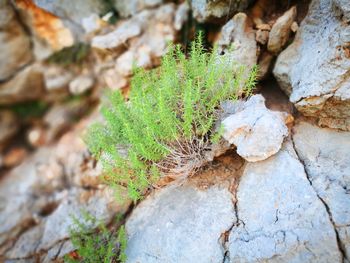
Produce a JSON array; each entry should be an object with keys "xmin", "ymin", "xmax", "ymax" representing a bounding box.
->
[
  {"xmin": 43, "ymin": 65, "xmax": 73, "ymax": 92},
  {"xmin": 126, "ymin": 184, "xmax": 236, "ymax": 263},
  {"xmin": 227, "ymin": 141, "xmax": 342, "ymax": 262},
  {"xmin": 273, "ymin": 0, "xmax": 350, "ymax": 130},
  {"xmin": 267, "ymin": 6, "xmax": 297, "ymax": 54},
  {"xmin": 113, "ymin": 0, "xmax": 163, "ymax": 18},
  {"xmin": 293, "ymin": 121, "xmax": 350, "ymax": 260},
  {"xmin": 257, "ymin": 51, "xmax": 274, "ymax": 80},
  {"xmin": 332, "ymin": 0, "xmax": 350, "ymax": 21},
  {"xmin": 191, "ymin": 0, "xmax": 252, "ymax": 23},
  {"xmin": 222, "ymin": 95, "xmax": 290, "ymax": 162},
  {"xmin": 256, "ymin": 29, "xmax": 269, "ymax": 45},
  {"xmin": 91, "ymin": 18, "xmax": 142, "ymax": 51},
  {"xmin": 69, "ymin": 75, "xmax": 94, "ymax": 95},
  {"xmin": 0, "ymin": 0, "xmax": 33, "ymax": 81},
  {"xmin": 217, "ymin": 13, "xmax": 257, "ymax": 70},
  {"xmin": 0, "ymin": 111, "xmax": 18, "ymax": 146},
  {"xmin": 2, "ymin": 147, "xmax": 28, "ymax": 168},
  {"xmin": 0, "ymin": 64, "xmax": 44, "ymax": 105},
  {"xmin": 174, "ymin": 1, "xmax": 189, "ymax": 31},
  {"xmin": 15, "ymin": 0, "xmax": 75, "ymax": 59}
]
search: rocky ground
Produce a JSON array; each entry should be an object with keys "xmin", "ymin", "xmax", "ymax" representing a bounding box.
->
[{"xmin": 0, "ymin": 0, "xmax": 349, "ymax": 262}]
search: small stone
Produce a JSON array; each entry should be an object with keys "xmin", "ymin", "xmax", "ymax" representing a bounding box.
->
[
  {"xmin": 69, "ymin": 75, "xmax": 94, "ymax": 95},
  {"xmin": 290, "ymin": 21, "xmax": 298, "ymax": 32},
  {"xmin": 174, "ymin": 1, "xmax": 189, "ymax": 31},
  {"xmin": 217, "ymin": 13, "xmax": 257, "ymax": 70},
  {"xmin": 267, "ymin": 6, "xmax": 297, "ymax": 54},
  {"xmin": 0, "ymin": 110, "xmax": 19, "ymax": 146},
  {"xmin": 256, "ymin": 23, "xmax": 271, "ymax": 31},
  {"xmin": 82, "ymin": 13, "xmax": 102, "ymax": 34},
  {"xmin": 256, "ymin": 29, "xmax": 269, "ymax": 45},
  {"xmin": 44, "ymin": 66, "xmax": 73, "ymax": 92},
  {"xmin": 222, "ymin": 95, "xmax": 290, "ymax": 162},
  {"xmin": 103, "ymin": 69, "xmax": 129, "ymax": 90},
  {"xmin": 27, "ymin": 126, "xmax": 46, "ymax": 147},
  {"xmin": 3, "ymin": 147, "xmax": 28, "ymax": 168}
]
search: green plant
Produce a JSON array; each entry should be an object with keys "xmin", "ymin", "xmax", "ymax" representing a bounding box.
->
[
  {"xmin": 85, "ymin": 36, "xmax": 257, "ymax": 201},
  {"xmin": 64, "ymin": 211, "xmax": 127, "ymax": 263}
]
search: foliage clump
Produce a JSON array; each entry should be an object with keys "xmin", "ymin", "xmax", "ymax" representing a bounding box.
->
[
  {"xmin": 86, "ymin": 37, "xmax": 257, "ymax": 201},
  {"xmin": 64, "ymin": 212, "xmax": 127, "ymax": 263}
]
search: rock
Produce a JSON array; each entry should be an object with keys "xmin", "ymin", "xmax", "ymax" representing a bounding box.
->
[
  {"xmin": 15, "ymin": 0, "xmax": 75, "ymax": 60},
  {"xmin": 81, "ymin": 13, "xmax": 103, "ymax": 34},
  {"xmin": 332, "ymin": 0, "xmax": 350, "ymax": 22},
  {"xmin": 267, "ymin": 6, "xmax": 297, "ymax": 54},
  {"xmin": 1, "ymin": 115, "xmax": 131, "ymax": 260},
  {"xmin": 273, "ymin": 0, "xmax": 350, "ymax": 131},
  {"xmin": 174, "ymin": 1, "xmax": 189, "ymax": 31},
  {"xmin": 27, "ymin": 126, "xmax": 46, "ymax": 147},
  {"xmin": 0, "ymin": 111, "xmax": 19, "ymax": 146},
  {"xmin": 191, "ymin": 0, "xmax": 253, "ymax": 23},
  {"xmin": 0, "ymin": 0, "xmax": 33, "ymax": 81},
  {"xmin": 256, "ymin": 29, "xmax": 269, "ymax": 45},
  {"xmin": 91, "ymin": 18, "xmax": 142, "ymax": 51},
  {"xmin": 257, "ymin": 51, "xmax": 274, "ymax": 80},
  {"xmin": 115, "ymin": 48, "xmax": 152, "ymax": 77},
  {"xmin": 0, "ymin": 64, "xmax": 44, "ymax": 105},
  {"xmin": 103, "ymin": 69, "xmax": 129, "ymax": 90},
  {"xmin": 217, "ymin": 13, "xmax": 257, "ymax": 70},
  {"xmin": 69, "ymin": 75, "xmax": 94, "ymax": 95},
  {"xmin": 292, "ymin": 121, "xmax": 350, "ymax": 260},
  {"xmin": 43, "ymin": 65, "xmax": 73, "ymax": 92},
  {"xmin": 126, "ymin": 184, "xmax": 236, "ymax": 263},
  {"xmin": 2, "ymin": 147, "xmax": 28, "ymax": 168},
  {"xmin": 113, "ymin": 0, "xmax": 163, "ymax": 18},
  {"xmin": 290, "ymin": 21, "xmax": 298, "ymax": 32},
  {"xmin": 222, "ymin": 95, "xmax": 290, "ymax": 162},
  {"xmin": 226, "ymin": 141, "xmax": 343, "ymax": 262}
]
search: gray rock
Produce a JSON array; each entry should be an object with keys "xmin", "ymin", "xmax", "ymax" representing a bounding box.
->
[
  {"xmin": 292, "ymin": 121, "xmax": 350, "ymax": 260},
  {"xmin": 222, "ymin": 95, "xmax": 290, "ymax": 162},
  {"xmin": 113, "ymin": 0, "xmax": 163, "ymax": 18},
  {"xmin": 191, "ymin": 0, "xmax": 252, "ymax": 23},
  {"xmin": 332, "ymin": 0, "xmax": 350, "ymax": 21},
  {"xmin": 0, "ymin": 0, "xmax": 33, "ymax": 81},
  {"xmin": 273, "ymin": 0, "xmax": 350, "ymax": 131},
  {"xmin": 227, "ymin": 141, "xmax": 343, "ymax": 262},
  {"xmin": 0, "ymin": 64, "xmax": 44, "ymax": 105},
  {"xmin": 267, "ymin": 6, "xmax": 297, "ymax": 54},
  {"xmin": 217, "ymin": 12, "xmax": 257, "ymax": 71},
  {"xmin": 126, "ymin": 184, "xmax": 236, "ymax": 263}
]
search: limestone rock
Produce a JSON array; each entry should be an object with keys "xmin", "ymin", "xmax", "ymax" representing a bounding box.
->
[
  {"xmin": 227, "ymin": 141, "xmax": 342, "ymax": 262},
  {"xmin": 191, "ymin": 0, "xmax": 253, "ymax": 23},
  {"xmin": 0, "ymin": 64, "xmax": 44, "ymax": 105},
  {"xmin": 332, "ymin": 0, "xmax": 350, "ymax": 22},
  {"xmin": 267, "ymin": 6, "xmax": 297, "ymax": 54},
  {"xmin": 217, "ymin": 13, "xmax": 257, "ymax": 70},
  {"xmin": 0, "ymin": 0, "xmax": 33, "ymax": 81},
  {"xmin": 126, "ymin": 184, "xmax": 236, "ymax": 263},
  {"xmin": 0, "ymin": 111, "xmax": 19, "ymax": 146},
  {"xmin": 15, "ymin": 0, "xmax": 75, "ymax": 59},
  {"xmin": 293, "ymin": 121, "xmax": 350, "ymax": 260},
  {"xmin": 113, "ymin": 0, "xmax": 163, "ymax": 18},
  {"xmin": 69, "ymin": 75, "xmax": 94, "ymax": 95},
  {"xmin": 273, "ymin": 0, "xmax": 350, "ymax": 130},
  {"xmin": 222, "ymin": 95, "xmax": 290, "ymax": 162},
  {"xmin": 91, "ymin": 18, "xmax": 142, "ymax": 51}
]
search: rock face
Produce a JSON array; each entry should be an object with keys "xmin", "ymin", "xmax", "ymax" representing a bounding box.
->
[
  {"xmin": 0, "ymin": 0, "xmax": 33, "ymax": 81},
  {"xmin": 273, "ymin": 0, "xmax": 350, "ymax": 131},
  {"xmin": 217, "ymin": 12, "xmax": 257, "ymax": 70},
  {"xmin": 191, "ymin": 0, "xmax": 253, "ymax": 23},
  {"xmin": 226, "ymin": 141, "xmax": 343, "ymax": 262},
  {"xmin": 0, "ymin": 117, "xmax": 131, "ymax": 261},
  {"xmin": 293, "ymin": 121, "xmax": 350, "ymax": 260},
  {"xmin": 114, "ymin": 0, "xmax": 163, "ymax": 18},
  {"xmin": 126, "ymin": 185, "xmax": 235, "ymax": 263},
  {"xmin": 267, "ymin": 6, "xmax": 297, "ymax": 54},
  {"xmin": 0, "ymin": 64, "xmax": 44, "ymax": 105},
  {"xmin": 222, "ymin": 95, "xmax": 290, "ymax": 162}
]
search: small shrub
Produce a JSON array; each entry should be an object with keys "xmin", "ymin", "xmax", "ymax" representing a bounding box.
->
[
  {"xmin": 85, "ymin": 36, "xmax": 257, "ymax": 201},
  {"xmin": 64, "ymin": 211, "xmax": 127, "ymax": 263}
]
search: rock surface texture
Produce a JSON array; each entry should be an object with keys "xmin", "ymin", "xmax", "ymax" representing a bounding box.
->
[
  {"xmin": 217, "ymin": 12, "xmax": 257, "ymax": 70},
  {"xmin": 273, "ymin": 0, "xmax": 350, "ymax": 131},
  {"xmin": 191, "ymin": 0, "xmax": 253, "ymax": 23},
  {"xmin": 293, "ymin": 121, "xmax": 350, "ymax": 261},
  {"xmin": 222, "ymin": 95, "xmax": 290, "ymax": 162}
]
